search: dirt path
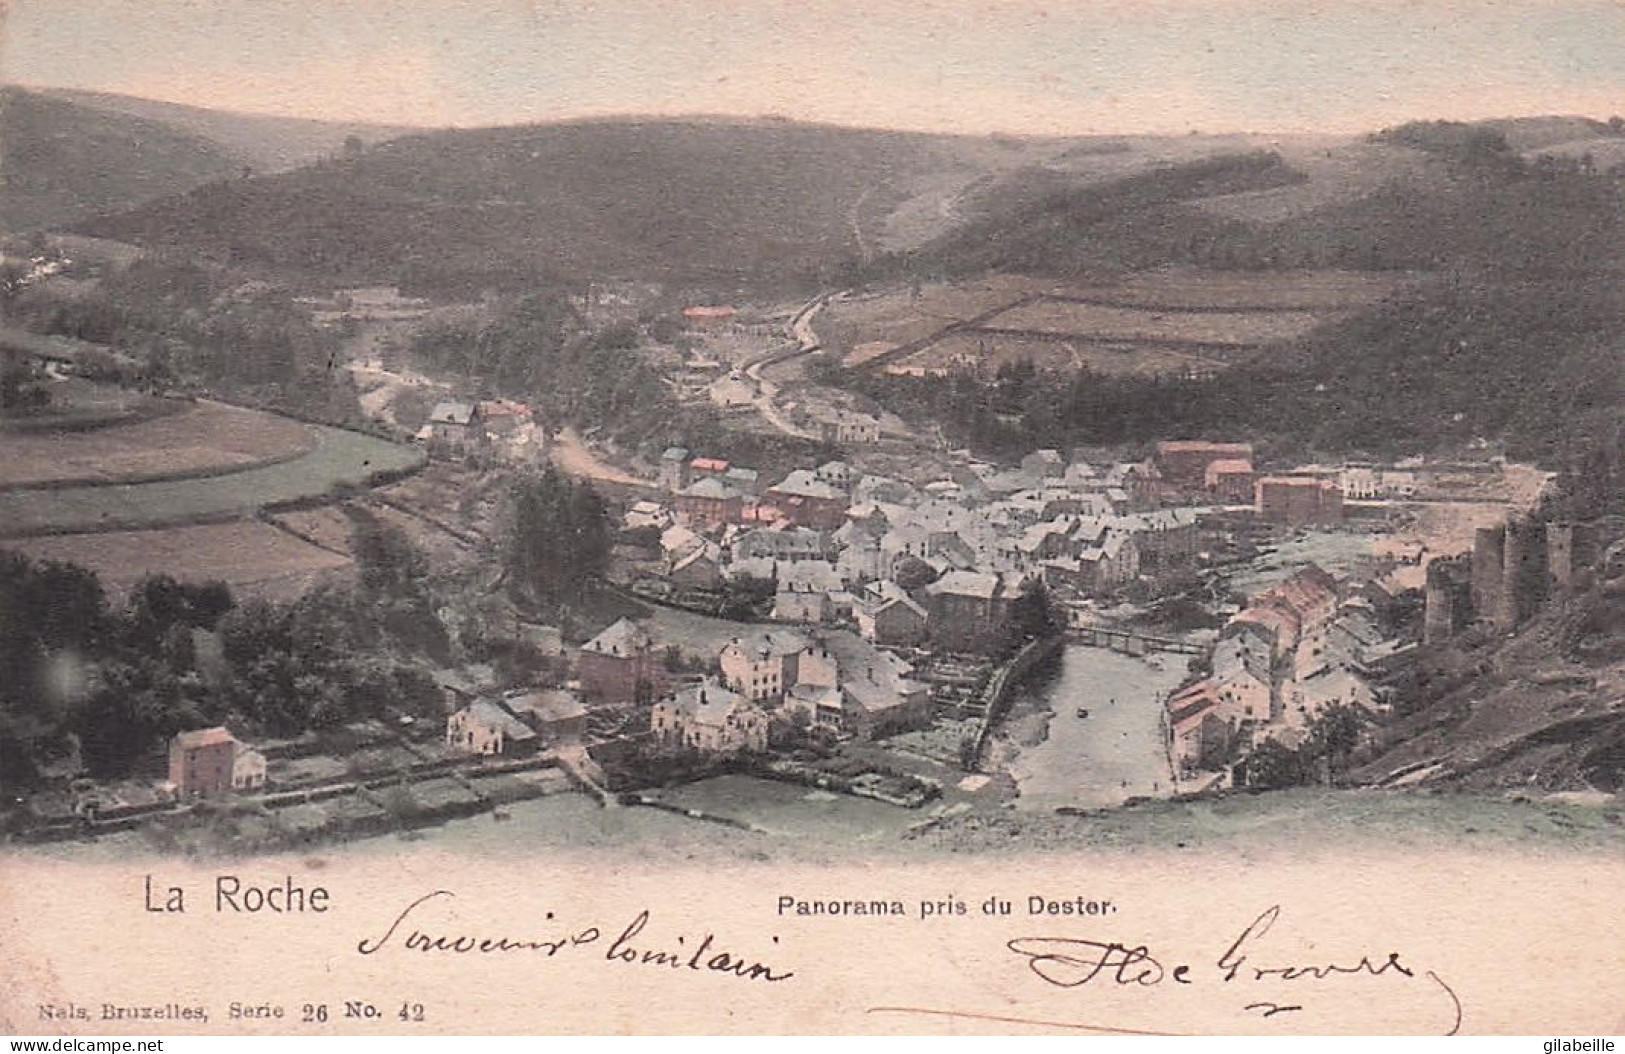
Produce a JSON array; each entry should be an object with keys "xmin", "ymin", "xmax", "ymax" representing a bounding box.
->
[
  {"xmin": 548, "ymin": 426, "xmax": 649, "ymax": 486},
  {"xmin": 342, "ymin": 320, "xmax": 446, "ymax": 427}
]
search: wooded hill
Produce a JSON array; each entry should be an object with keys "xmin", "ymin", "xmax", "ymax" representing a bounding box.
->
[
  {"xmin": 0, "ymin": 88, "xmax": 240, "ymax": 231},
  {"xmin": 77, "ymin": 118, "xmax": 1047, "ymax": 296}
]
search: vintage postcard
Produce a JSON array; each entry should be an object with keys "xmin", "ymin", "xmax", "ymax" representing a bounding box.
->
[{"xmin": 2, "ymin": 0, "xmax": 1624, "ymax": 1038}]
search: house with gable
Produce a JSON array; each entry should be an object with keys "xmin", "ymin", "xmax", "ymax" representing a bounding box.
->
[
  {"xmin": 650, "ymin": 680, "xmax": 769, "ymax": 755},
  {"xmin": 674, "ymin": 476, "xmax": 744, "ymax": 529},
  {"xmin": 772, "ymin": 561, "xmax": 845, "ymax": 624},
  {"xmin": 733, "ymin": 525, "xmax": 828, "ymax": 563},
  {"xmin": 1167, "ymin": 681, "xmax": 1233, "ymax": 774},
  {"xmin": 924, "ymin": 570, "xmax": 1026, "ymax": 652},
  {"xmin": 446, "ymin": 698, "xmax": 540, "ymax": 757},
  {"xmin": 1210, "ymin": 635, "xmax": 1277, "ymax": 727},
  {"xmin": 719, "ymin": 629, "xmax": 811, "ymax": 703},
  {"xmin": 669, "ymin": 543, "xmax": 725, "ymax": 590},
  {"xmin": 779, "ymin": 632, "xmax": 930, "ymax": 739},
  {"xmin": 658, "ymin": 446, "xmax": 691, "ymax": 491},
  {"xmin": 1204, "ymin": 458, "xmax": 1257, "ymax": 503},
  {"xmin": 762, "ymin": 469, "xmax": 851, "ymax": 530},
  {"xmin": 168, "ymin": 727, "xmax": 239, "ymax": 800},
  {"xmin": 577, "ymin": 618, "xmax": 667, "ymax": 704},
  {"xmin": 424, "ymin": 401, "xmax": 486, "ymax": 458},
  {"xmin": 855, "ymin": 580, "xmax": 929, "ymax": 646},
  {"xmin": 1120, "ymin": 508, "xmax": 1200, "ymax": 571}
]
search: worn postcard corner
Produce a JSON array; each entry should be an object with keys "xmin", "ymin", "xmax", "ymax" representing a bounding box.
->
[{"xmin": 2, "ymin": 0, "xmax": 1624, "ymax": 1037}]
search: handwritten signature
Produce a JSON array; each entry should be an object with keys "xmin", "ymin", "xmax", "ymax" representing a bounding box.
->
[
  {"xmin": 356, "ymin": 890, "xmax": 794, "ymax": 984},
  {"xmin": 871, "ymin": 905, "xmax": 1462, "ymax": 1035}
]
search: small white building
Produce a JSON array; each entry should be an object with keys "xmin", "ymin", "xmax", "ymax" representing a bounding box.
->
[
  {"xmin": 650, "ymin": 680, "xmax": 769, "ymax": 755},
  {"xmin": 446, "ymin": 698, "xmax": 539, "ymax": 756},
  {"xmin": 231, "ymin": 746, "xmax": 267, "ymax": 792}
]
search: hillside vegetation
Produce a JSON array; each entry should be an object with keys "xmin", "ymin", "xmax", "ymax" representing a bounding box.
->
[
  {"xmin": 38, "ymin": 88, "xmax": 418, "ymax": 173},
  {"xmin": 851, "ymin": 123, "xmax": 1625, "ymax": 465},
  {"xmin": 900, "ymin": 127, "xmax": 1623, "ymax": 280},
  {"xmin": 79, "ymin": 119, "xmax": 1029, "ymax": 296},
  {"xmin": 0, "ymin": 88, "xmax": 240, "ymax": 230}
]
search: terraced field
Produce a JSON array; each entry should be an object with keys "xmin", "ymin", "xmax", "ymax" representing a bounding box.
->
[
  {"xmin": 987, "ymin": 299, "xmax": 1321, "ymax": 345},
  {"xmin": 0, "ymin": 424, "xmax": 423, "ymax": 536},
  {"xmin": 8, "ymin": 521, "xmax": 353, "ymax": 601},
  {"xmin": 825, "ymin": 269, "xmax": 1407, "ymax": 377},
  {"xmin": 1, "ymin": 399, "xmax": 314, "ymax": 489}
]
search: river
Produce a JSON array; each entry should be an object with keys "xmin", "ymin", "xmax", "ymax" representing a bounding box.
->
[{"xmin": 1009, "ymin": 644, "xmax": 1190, "ymax": 811}]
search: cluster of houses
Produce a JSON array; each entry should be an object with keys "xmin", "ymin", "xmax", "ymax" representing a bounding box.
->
[
  {"xmin": 444, "ymin": 688, "xmax": 589, "ymax": 756},
  {"xmin": 438, "ymin": 614, "xmax": 933, "ymax": 760},
  {"xmin": 634, "ymin": 446, "xmax": 1236, "ymax": 655},
  {"xmin": 432, "ymin": 609, "xmax": 936, "ymax": 763},
  {"xmin": 1168, "ymin": 564, "xmax": 1409, "ymax": 778},
  {"xmin": 650, "ymin": 627, "xmax": 929, "ymax": 751},
  {"xmin": 419, "ymin": 398, "xmax": 539, "ymax": 460}
]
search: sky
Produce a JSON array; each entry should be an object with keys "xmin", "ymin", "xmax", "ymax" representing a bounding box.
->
[{"xmin": 2, "ymin": 0, "xmax": 1622, "ymax": 135}]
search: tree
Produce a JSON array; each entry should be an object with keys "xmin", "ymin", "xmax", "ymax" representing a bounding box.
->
[
  {"xmin": 1240, "ymin": 738, "xmax": 1306, "ymax": 790},
  {"xmin": 505, "ymin": 469, "xmax": 611, "ymax": 609},
  {"xmin": 351, "ymin": 512, "xmax": 429, "ymax": 600},
  {"xmin": 958, "ymin": 734, "xmax": 982, "ymax": 772},
  {"xmin": 1008, "ymin": 581, "xmax": 1064, "ymax": 647},
  {"xmin": 1302, "ymin": 703, "xmax": 1368, "ymax": 785}
]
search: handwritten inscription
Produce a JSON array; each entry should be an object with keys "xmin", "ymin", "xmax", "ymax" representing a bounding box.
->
[
  {"xmin": 356, "ymin": 890, "xmax": 794, "ymax": 984},
  {"xmin": 872, "ymin": 905, "xmax": 1463, "ymax": 1035}
]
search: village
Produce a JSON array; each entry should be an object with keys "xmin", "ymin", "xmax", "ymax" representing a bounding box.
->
[
  {"xmin": 52, "ymin": 395, "xmax": 1545, "ymax": 849},
  {"xmin": 3, "ymin": 280, "xmax": 1562, "ymax": 851}
]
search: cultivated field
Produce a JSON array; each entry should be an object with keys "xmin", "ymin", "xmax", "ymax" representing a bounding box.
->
[
  {"xmin": 827, "ymin": 275, "xmax": 1054, "ymax": 355},
  {"xmin": 985, "ymin": 299, "xmax": 1321, "ymax": 345},
  {"xmin": 0, "ymin": 424, "xmax": 423, "ymax": 536},
  {"xmin": 269, "ymin": 505, "xmax": 358, "ymax": 556},
  {"xmin": 905, "ymin": 332, "xmax": 1224, "ymax": 377},
  {"xmin": 0, "ymin": 373, "xmax": 173, "ymax": 432},
  {"xmin": 5, "ymin": 521, "xmax": 352, "ymax": 601},
  {"xmin": 0, "ymin": 399, "xmax": 314, "ymax": 489},
  {"xmin": 1080, "ymin": 268, "xmax": 1401, "ymax": 310},
  {"xmin": 826, "ymin": 269, "xmax": 1406, "ymax": 377}
]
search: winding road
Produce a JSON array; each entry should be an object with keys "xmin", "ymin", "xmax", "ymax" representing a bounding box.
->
[{"xmin": 737, "ymin": 292, "xmax": 839, "ymax": 441}]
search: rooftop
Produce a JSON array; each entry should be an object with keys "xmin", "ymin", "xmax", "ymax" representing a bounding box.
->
[
  {"xmin": 173, "ymin": 726, "xmax": 235, "ymax": 750},
  {"xmin": 680, "ymin": 477, "xmax": 742, "ymax": 500},
  {"xmin": 464, "ymin": 699, "xmax": 538, "ymax": 741},
  {"xmin": 581, "ymin": 617, "xmax": 650, "ymax": 657},
  {"xmin": 665, "ymin": 680, "xmax": 754, "ymax": 725},
  {"xmin": 926, "ymin": 570, "xmax": 1003, "ymax": 600},
  {"xmin": 725, "ymin": 629, "xmax": 812, "ymax": 659},
  {"xmin": 506, "ymin": 689, "xmax": 588, "ymax": 725},
  {"xmin": 768, "ymin": 469, "xmax": 845, "ymax": 501}
]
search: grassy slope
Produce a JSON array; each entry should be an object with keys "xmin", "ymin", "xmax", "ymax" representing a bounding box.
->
[
  {"xmin": 0, "ymin": 424, "xmax": 422, "ymax": 536},
  {"xmin": 37, "ymin": 88, "xmax": 420, "ymax": 172},
  {"xmin": 914, "ymin": 787, "xmax": 1623, "ymax": 855},
  {"xmin": 0, "ymin": 88, "xmax": 240, "ymax": 230}
]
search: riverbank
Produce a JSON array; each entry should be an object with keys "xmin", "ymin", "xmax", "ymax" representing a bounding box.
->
[{"xmin": 1000, "ymin": 644, "xmax": 1190, "ymax": 811}]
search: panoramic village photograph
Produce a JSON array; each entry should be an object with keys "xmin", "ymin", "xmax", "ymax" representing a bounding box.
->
[{"xmin": 3, "ymin": 0, "xmax": 1625, "ymax": 861}]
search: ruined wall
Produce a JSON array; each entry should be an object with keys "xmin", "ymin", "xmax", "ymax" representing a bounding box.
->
[
  {"xmin": 1472, "ymin": 525, "xmax": 1506, "ymax": 629},
  {"xmin": 1425, "ymin": 555, "xmax": 1474, "ymax": 644}
]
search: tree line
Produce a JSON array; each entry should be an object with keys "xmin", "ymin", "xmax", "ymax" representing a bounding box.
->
[
  {"xmin": 2, "ymin": 254, "xmax": 359, "ymax": 423},
  {"xmin": 0, "ymin": 514, "xmax": 447, "ymax": 789}
]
